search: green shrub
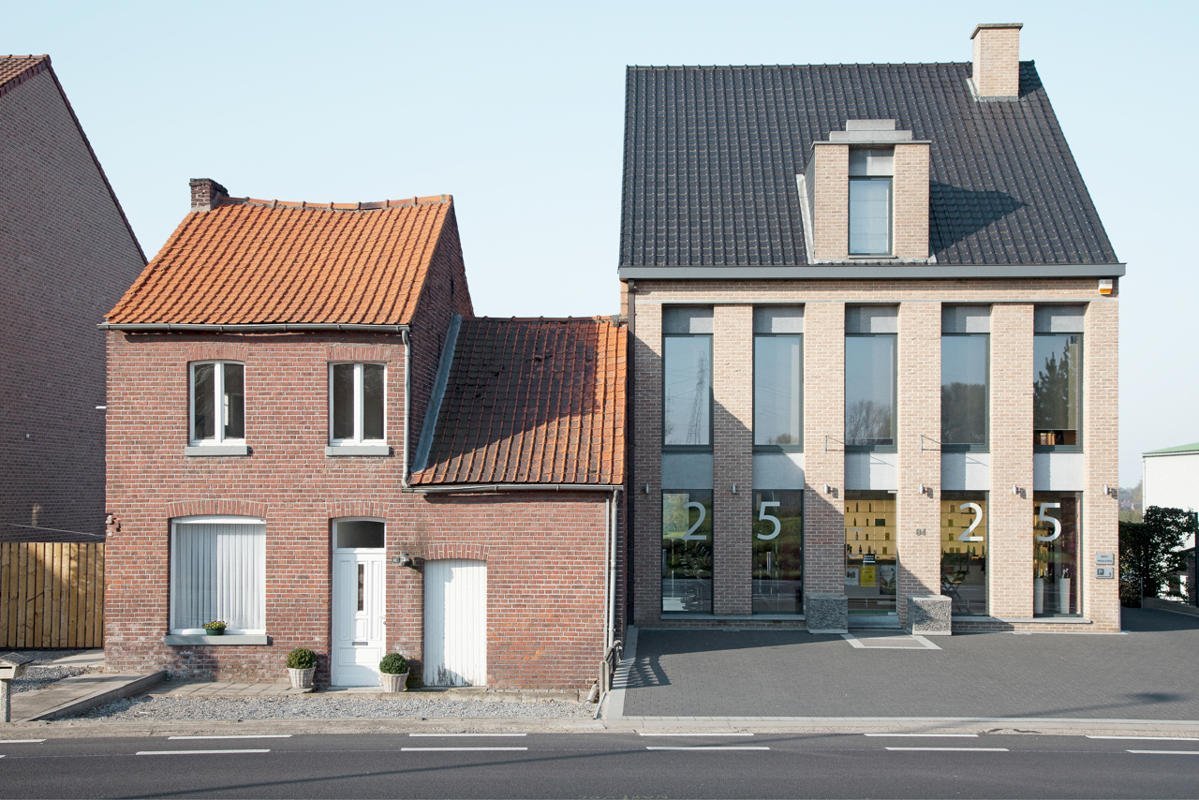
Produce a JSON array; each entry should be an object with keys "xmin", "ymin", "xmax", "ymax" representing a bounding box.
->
[
  {"xmin": 286, "ymin": 648, "xmax": 317, "ymax": 670},
  {"xmin": 379, "ymin": 653, "xmax": 409, "ymax": 674}
]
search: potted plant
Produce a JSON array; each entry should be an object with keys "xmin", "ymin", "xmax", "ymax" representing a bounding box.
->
[
  {"xmin": 286, "ymin": 648, "xmax": 316, "ymax": 691},
  {"xmin": 378, "ymin": 653, "xmax": 409, "ymax": 692},
  {"xmin": 202, "ymin": 620, "xmax": 226, "ymax": 636}
]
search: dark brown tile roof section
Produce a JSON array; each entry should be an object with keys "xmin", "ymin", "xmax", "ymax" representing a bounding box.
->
[
  {"xmin": 412, "ymin": 317, "xmax": 626, "ymax": 486},
  {"xmin": 0, "ymin": 55, "xmax": 50, "ymax": 98},
  {"xmin": 106, "ymin": 194, "xmax": 453, "ymax": 325}
]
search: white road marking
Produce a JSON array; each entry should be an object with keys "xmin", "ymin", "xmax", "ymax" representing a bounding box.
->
[
  {"xmin": 168, "ymin": 735, "xmax": 292, "ymax": 740},
  {"xmin": 865, "ymin": 733, "xmax": 978, "ymax": 738},
  {"xmin": 885, "ymin": 747, "xmax": 1009, "ymax": 752},
  {"xmin": 841, "ymin": 633, "xmax": 941, "ymax": 650},
  {"xmin": 136, "ymin": 749, "xmax": 271, "ymax": 755},
  {"xmin": 645, "ymin": 746, "xmax": 771, "ymax": 751},
  {"xmin": 1087, "ymin": 736, "xmax": 1199, "ymax": 741},
  {"xmin": 401, "ymin": 746, "xmax": 528, "ymax": 752},
  {"xmin": 637, "ymin": 732, "xmax": 754, "ymax": 737},
  {"xmin": 408, "ymin": 733, "xmax": 528, "ymax": 738},
  {"xmin": 0, "ymin": 739, "xmax": 46, "ymax": 744},
  {"xmin": 1127, "ymin": 749, "xmax": 1199, "ymax": 755}
]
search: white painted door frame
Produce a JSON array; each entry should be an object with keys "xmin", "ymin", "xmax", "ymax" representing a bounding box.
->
[{"xmin": 331, "ymin": 523, "xmax": 386, "ymax": 687}]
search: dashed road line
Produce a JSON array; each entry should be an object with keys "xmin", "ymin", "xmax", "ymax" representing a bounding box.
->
[
  {"xmin": 401, "ymin": 746, "xmax": 529, "ymax": 752},
  {"xmin": 645, "ymin": 746, "xmax": 771, "ymax": 751},
  {"xmin": 885, "ymin": 747, "xmax": 1009, "ymax": 752},
  {"xmin": 1087, "ymin": 736, "xmax": 1199, "ymax": 741},
  {"xmin": 637, "ymin": 732, "xmax": 754, "ymax": 737},
  {"xmin": 136, "ymin": 749, "xmax": 271, "ymax": 756},
  {"xmin": 1127, "ymin": 750, "xmax": 1199, "ymax": 755},
  {"xmin": 0, "ymin": 739, "xmax": 46, "ymax": 744},
  {"xmin": 865, "ymin": 733, "xmax": 977, "ymax": 738},
  {"xmin": 168, "ymin": 735, "xmax": 292, "ymax": 740},
  {"xmin": 408, "ymin": 733, "xmax": 528, "ymax": 738}
]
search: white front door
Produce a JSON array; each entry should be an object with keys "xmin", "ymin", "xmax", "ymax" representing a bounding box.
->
[
  {"xmin": 331, "ymin": 549, "xmax": 385, "ymax": 686},
  {"xmin": 423, "ymin": 559, "xmax": 487, "ymax": 686}
]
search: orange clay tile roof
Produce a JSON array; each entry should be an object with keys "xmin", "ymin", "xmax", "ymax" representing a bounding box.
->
[
  {"xmin": 106, "ymin": 194, "xmax": 453, "ymax": 325},
  {"xmin": 0, "ymin": 55, "xmax": 49, "ymax": 97},
  {"xmin": 411, "ymin": 317, "xmax": 626, "ymax": 486}
]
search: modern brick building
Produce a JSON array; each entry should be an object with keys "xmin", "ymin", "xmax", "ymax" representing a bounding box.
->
[
  {"xmin": 620, "ymin": 23, "xmax": 1123, "ymax": 633},
  {"xmin": 0, "ymin": 55, "xmax": 145, "ymax": 543},
  {"xmin": 103, "ymin": 181, "xmax": 624, "ymax": 688}
]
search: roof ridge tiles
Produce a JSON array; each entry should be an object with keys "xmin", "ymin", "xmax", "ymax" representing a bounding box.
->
[{"xmin": 225, "ymin": 194, "xmax": 453, "ymax": 212}]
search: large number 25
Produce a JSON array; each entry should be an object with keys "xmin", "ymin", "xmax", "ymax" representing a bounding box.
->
[
  {"xmin": 757, "ymin": 501, "xmax": 782, "ymax": 541},
  {"xmin": 958, "ymin": 503, "xmax": 984, "ymax": 542},
  {"xmin": 1036, "ymin": 502, "xmax": 1062, "ymax": 542}
]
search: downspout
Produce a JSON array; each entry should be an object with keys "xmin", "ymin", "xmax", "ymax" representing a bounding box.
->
[
  {"xmin": 595, "ymin": 485, "xmax": 622, "ymax": 716},
  {"xmin": 625, "ymin": 280, "xmax": 636, "ymax": 625},
  {"xmin": 401, "ymin": 329, "xmax": 410, "ymax": 488}
]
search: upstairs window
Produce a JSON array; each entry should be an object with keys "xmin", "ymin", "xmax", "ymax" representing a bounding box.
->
[
  {"xmin": 330, "ymin": 363, "xmax": 386, "ymax": 445},
  {"xmin": 662, "ymin": 307, "xmax": 713, "ymax": 448},
  {"xmin": 941, "ymin": 306, "xmax": 990, "ymax": 450},
  {"xmin": 1033, "ymin": 306, "xmax": 1084, "ymax": 448},
  {"xmin": 754, "ymin": 307, "xmax": 803, "ymax": 448},
  {"xmin": 848, "ymin": 148, "xmax": 893, "ymax": 256},
  {"xmin": 190, "ymin": 362, "xmax": 245, "ymax": 445},
  {"xmin": 845, "ymin": 306, "xmax": 897, "ymax": 449}
]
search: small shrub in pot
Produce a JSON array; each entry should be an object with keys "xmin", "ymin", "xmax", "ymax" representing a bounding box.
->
[
  {"xmin": 378, "ymin": 653, "xmax": 409, "ymax": 692},
  {"xmin": 286, "ymin": 647, "xmax": 317, "ymax": 691}
]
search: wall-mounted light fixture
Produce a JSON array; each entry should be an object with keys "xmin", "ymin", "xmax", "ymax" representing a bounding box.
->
[
  {"xmin": 824, "ymin": 483, "xmax": 833, "ymax": 495},
  {"xmin": 1098, "ymin": 278, "xmax": 1114, "ymax": 296},
  {"xmin": 643, "ymin": 484, "xmax": 652, "ymax": 495},
  {"xmin": 391, "ymin": 552, "xmax": 414, "ymax": 567},
  {"xmin": 1012, "ymin": 484, "xmax": 1026, "ymax": 498},
  {"xmin": 918, "ymin": 484, "xmax": 933, "ymax": 498},
  {"xmin": 1103, "ymin": 484, "xmax": 1118, "ymax": 499},
  {"xmin": 731, "ymin": 483, "xmax": 738, "ymax": 495}
]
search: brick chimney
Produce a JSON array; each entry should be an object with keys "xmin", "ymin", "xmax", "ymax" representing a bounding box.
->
[
  {"xmin": 189, "ymin": 178, "xmax": 229, "ymax": 212},
  {"xmin": 971, "ymin": 23, "xmax": 1022, "ymax": 99}
]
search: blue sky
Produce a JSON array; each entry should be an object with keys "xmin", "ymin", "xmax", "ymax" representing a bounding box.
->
[{"xmin": 4, "ymin": 1, "xmax": 1196, "ymax": 485}]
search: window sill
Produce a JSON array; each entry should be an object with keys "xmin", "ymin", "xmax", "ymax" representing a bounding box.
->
[
  {"xmin": 185, "ymin": 444, "xmax": 250, "ymax": 457},
  {"xmin": 325, "ymin": 444, "xmax": 392, "ymax": 457},
  {"xmin": 164, "ymin": 634, "xmax": 270, "ymax": 646},
  {"xmin": 995, "ymin": 616, "xmax": 1091, "ymax": 625},
  {"xmin": 1034, "ymin": 446, "xmax": 1084, "ymax": 454}
]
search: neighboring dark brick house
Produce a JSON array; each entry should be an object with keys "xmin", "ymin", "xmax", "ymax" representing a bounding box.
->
[
  {"xmin": 0, "ymin": 55, "xmax": 145, "ymax": 543},
  {"xmin": 103, "ymin": 181, "xmax": 624, "ymax": 689}
]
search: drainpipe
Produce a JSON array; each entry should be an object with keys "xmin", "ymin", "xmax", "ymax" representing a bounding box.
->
[{"xmin": 401, "ymin": 329, "xmax": 411, "ymax": 488}]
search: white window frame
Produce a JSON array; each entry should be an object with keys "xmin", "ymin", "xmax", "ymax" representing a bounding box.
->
[
  {"xmin": 189, "ymin": 361, "xmax": 246, "ymax": 446},
  {"xmin": 328, "ymin": 362, "xmax": 387, "ymax": 446},
  {"xmin": 169, "ymin": 516, "xmax": 266, "ymax": 635}
]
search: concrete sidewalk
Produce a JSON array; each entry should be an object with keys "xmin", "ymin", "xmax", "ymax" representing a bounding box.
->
[
  {"xmin": 614, "ymin": 608, "xmax": 1199, "ymax": 720},
  {"xmin": 10, "ymin": 670, "xmax": 165, "ymax": 722}
]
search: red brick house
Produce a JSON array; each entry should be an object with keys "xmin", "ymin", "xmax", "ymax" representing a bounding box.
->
[
  {"xmin": 1, "ymin": 55, "xmax": 144, "ymax": 544},
  {"xmin": 103, "ymin": 180, "xmax": 624, "ymax": 689}
]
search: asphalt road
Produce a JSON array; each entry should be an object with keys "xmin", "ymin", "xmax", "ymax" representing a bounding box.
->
[{"xmin": 4, "ymin": 731, "xmax": 1199, "ymax": 798}]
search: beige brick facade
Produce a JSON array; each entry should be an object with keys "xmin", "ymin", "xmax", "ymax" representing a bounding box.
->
[
  {"xmin": 972, "ymin": 24, "xmax": 1022, "ymax": 98},
  {"xmin": 892, "ymin": 143, "xmax": 930, "ymax": 260},
  {"xmin": 629, "ymin": 279, "xmax": 1120, "ymax": 633},
  {"xmin": 811, "ymin": 144, "xmax": 849, "ymax": 263}
]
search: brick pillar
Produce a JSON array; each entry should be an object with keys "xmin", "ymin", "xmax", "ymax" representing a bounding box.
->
[
  {"xmin": 892, "ymin": 143, "xmax": 930, "ymax": 261},
  {"xmin": 632, "ymin": 302, "xmax": 663, "ymax": 625},
  {"xmin": 1083, "ymin": 298, "xmax": 1120, "ymax": 631},
  {"xmin": 811, "ymin": 144, "xmax": 849, "ymax": 263},
  {"xmin": 896, "ymin": 301, "xmax": 941, "ymax": 624},
  {"xmin": 803, "ymin": 302, "xmax": 846, "ymax": 596},
  {"xmin": 712, "ymin": 305, "xmax": 753, "ymax": 615},
  {"xmin": 989, "ymin": 303, "xmax": 1034, "ymax": 618}
]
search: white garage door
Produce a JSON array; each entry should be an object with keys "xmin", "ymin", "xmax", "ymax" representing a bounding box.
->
[{"xmin": 423, "ymin": 559, "xmax": 486, "ymax": 686}]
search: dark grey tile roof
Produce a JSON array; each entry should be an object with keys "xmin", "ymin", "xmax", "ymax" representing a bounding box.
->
[{"xmin": 620, "ymin": 62, "xmax": 1118, "ymax": 267}]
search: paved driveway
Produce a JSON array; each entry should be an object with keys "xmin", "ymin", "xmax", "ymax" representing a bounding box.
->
[{"xmin": 621, "ymin": 608, "xmax": 1199, "ymax": 719}]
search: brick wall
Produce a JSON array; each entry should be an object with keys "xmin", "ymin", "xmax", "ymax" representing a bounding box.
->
[
  {"xmin": 972, "ymin": 24, "xmax": 1022, "ymax": 98},
  {"xmin": 811, "ymin": 144, "xmax": 849, "ymax": 263},
  {"xmin": 104, "ymin": 331, "xmax": 610, "ymax": 688},
  {"xmin": 892, "ymin": 143, "xmax": 930, "ymax": 261},
  {"xmin": 630, "ymin": 300, "xmax": 663, "ymax": 624},
  {"xmin": 1083, "ymin": 298, "xmax": 1120, "ymax": 629},
  {"xmin": 801, "ymin": 301, "xmax": 846, "ymax": 595},
  {"xmin": 712, "ymin": 305, "xmax": 752, "ymax": 615},
  {"xmin": 0, "ymin": 66, "xmax": 144, "ymax": 539}
]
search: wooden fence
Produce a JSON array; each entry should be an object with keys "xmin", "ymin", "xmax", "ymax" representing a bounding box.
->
[{"xmin": 0, "ymin": 541, "xmax": 104, "ymax": 648}]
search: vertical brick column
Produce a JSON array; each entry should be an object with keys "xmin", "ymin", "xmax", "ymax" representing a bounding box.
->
[
  {"xmin": 712, "ymin": 305, "xmax": 753, "ymax": 615},
  {"xmin": 1083, "ymin": 298, "xmax": 1120, "ymax": 631},
  {"xmin": 803, "ymin": 302, "xmax": 846, "ymax": 595},
  {"xmin": 892, "ymin": 143, "xmax": 930, "ymax": 261},
  {"xmin": 989, "ymin": 303, "xmax": 1034, "ymax": 618},
  {"xmin": 632, "ymin": 301, "xmax": 664, "ymax": 625},
  {"xmin": 811, "ymin": 144, "xmax": 849, "ymax": 263},
  {"xmin": 896, "ymin": 301, "xmax": 941, "ymax": 623}
]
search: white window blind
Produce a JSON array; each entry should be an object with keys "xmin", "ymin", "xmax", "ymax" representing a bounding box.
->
[{"xmin": 170, "ymin": 518, "xmax": 265, "ymax": 634}]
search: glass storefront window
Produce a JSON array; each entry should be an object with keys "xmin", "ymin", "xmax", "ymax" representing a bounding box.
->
[
  {"xmin": 844, "ymin": 492, "xmax": 897, "ymax": 614},
  {"xmin": 1033, "ymin": 493, "xmax": 1082, "ymax": 616},
  {"xmin": 752, "ymin": 490, "xmax": 803, "ymax": 614},
  {"xmin": 662, "ymin": 490, "xmax": 713, "ymax": 613},
  {"xmin": 941, "ymin": 493, "xmax": 988, "ymax": 616},
  {"xmin": 1033, "ymin": 333, "xmax": 1082, "ymax": 448},
  {"xmin": 941, "ymin": 335, "xmax": 988, "ymax": 448}
]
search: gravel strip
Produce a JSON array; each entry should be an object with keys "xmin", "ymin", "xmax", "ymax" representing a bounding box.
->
[
  {"xmin": 12, "ymin": 664, "xmax": 91, "ymax": 694},
  {"xmin": 82, "ymin": 694, "xmax": 594, "ymax": 721}
]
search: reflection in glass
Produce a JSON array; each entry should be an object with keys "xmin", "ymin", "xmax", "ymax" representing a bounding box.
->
[
  {"xmin": 754, "ymin": 336, "xmax": 802, "ymax": 446},
  {"xmin": 332, "ymin": 364, "xmax": 355, "ymax": 440},
  {"xmin": 362, "ymin": 364, "xmax": 385, "ymax": 440},
  {"xmin": 1034, "ymin": 334, "xmax": 1082, "ymax": 446},
  {"xmin": 192, "ymin": 363, "xmax": 215, "ymax": 441},
  {"xmin": 844, "ymin": 493, "xmax": 897, "ymax": 614},
  {"xmin": 752, "ymin": 490, "xmax": 803, "ymax": 614},
  {"xmin": 223, "ymin": 363, "xmax": 245, "ymax": 440},
  {"xmin": 941, "ymin": 494, "xmax": 987, "ymax": 615},
  {"xmin": 849, "ymin": 177, "xmax": 892, "ymax": 255},
  {"xmin": 664, "ymin": 337, "xmax": 711, "ymax": 446},
  {"xmin": 845, "ymin": 335, "xmax": 896, "ymax": 447},
  {"xmin": 941, "ymin": 335, "xmax": 987, "ymax": 447},
  {"xmin": 1033, "ymin": 493, "xmax": 1081, "ymax": 616},
  {"xmin": 661, "ymin": 491, "xmax": 713, "ymax": 613}
]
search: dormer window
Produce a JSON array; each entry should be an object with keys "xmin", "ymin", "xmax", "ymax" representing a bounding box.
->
[{"xmin": 848, "ymin": 148, "xmax": 894, "ymax": 256}]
